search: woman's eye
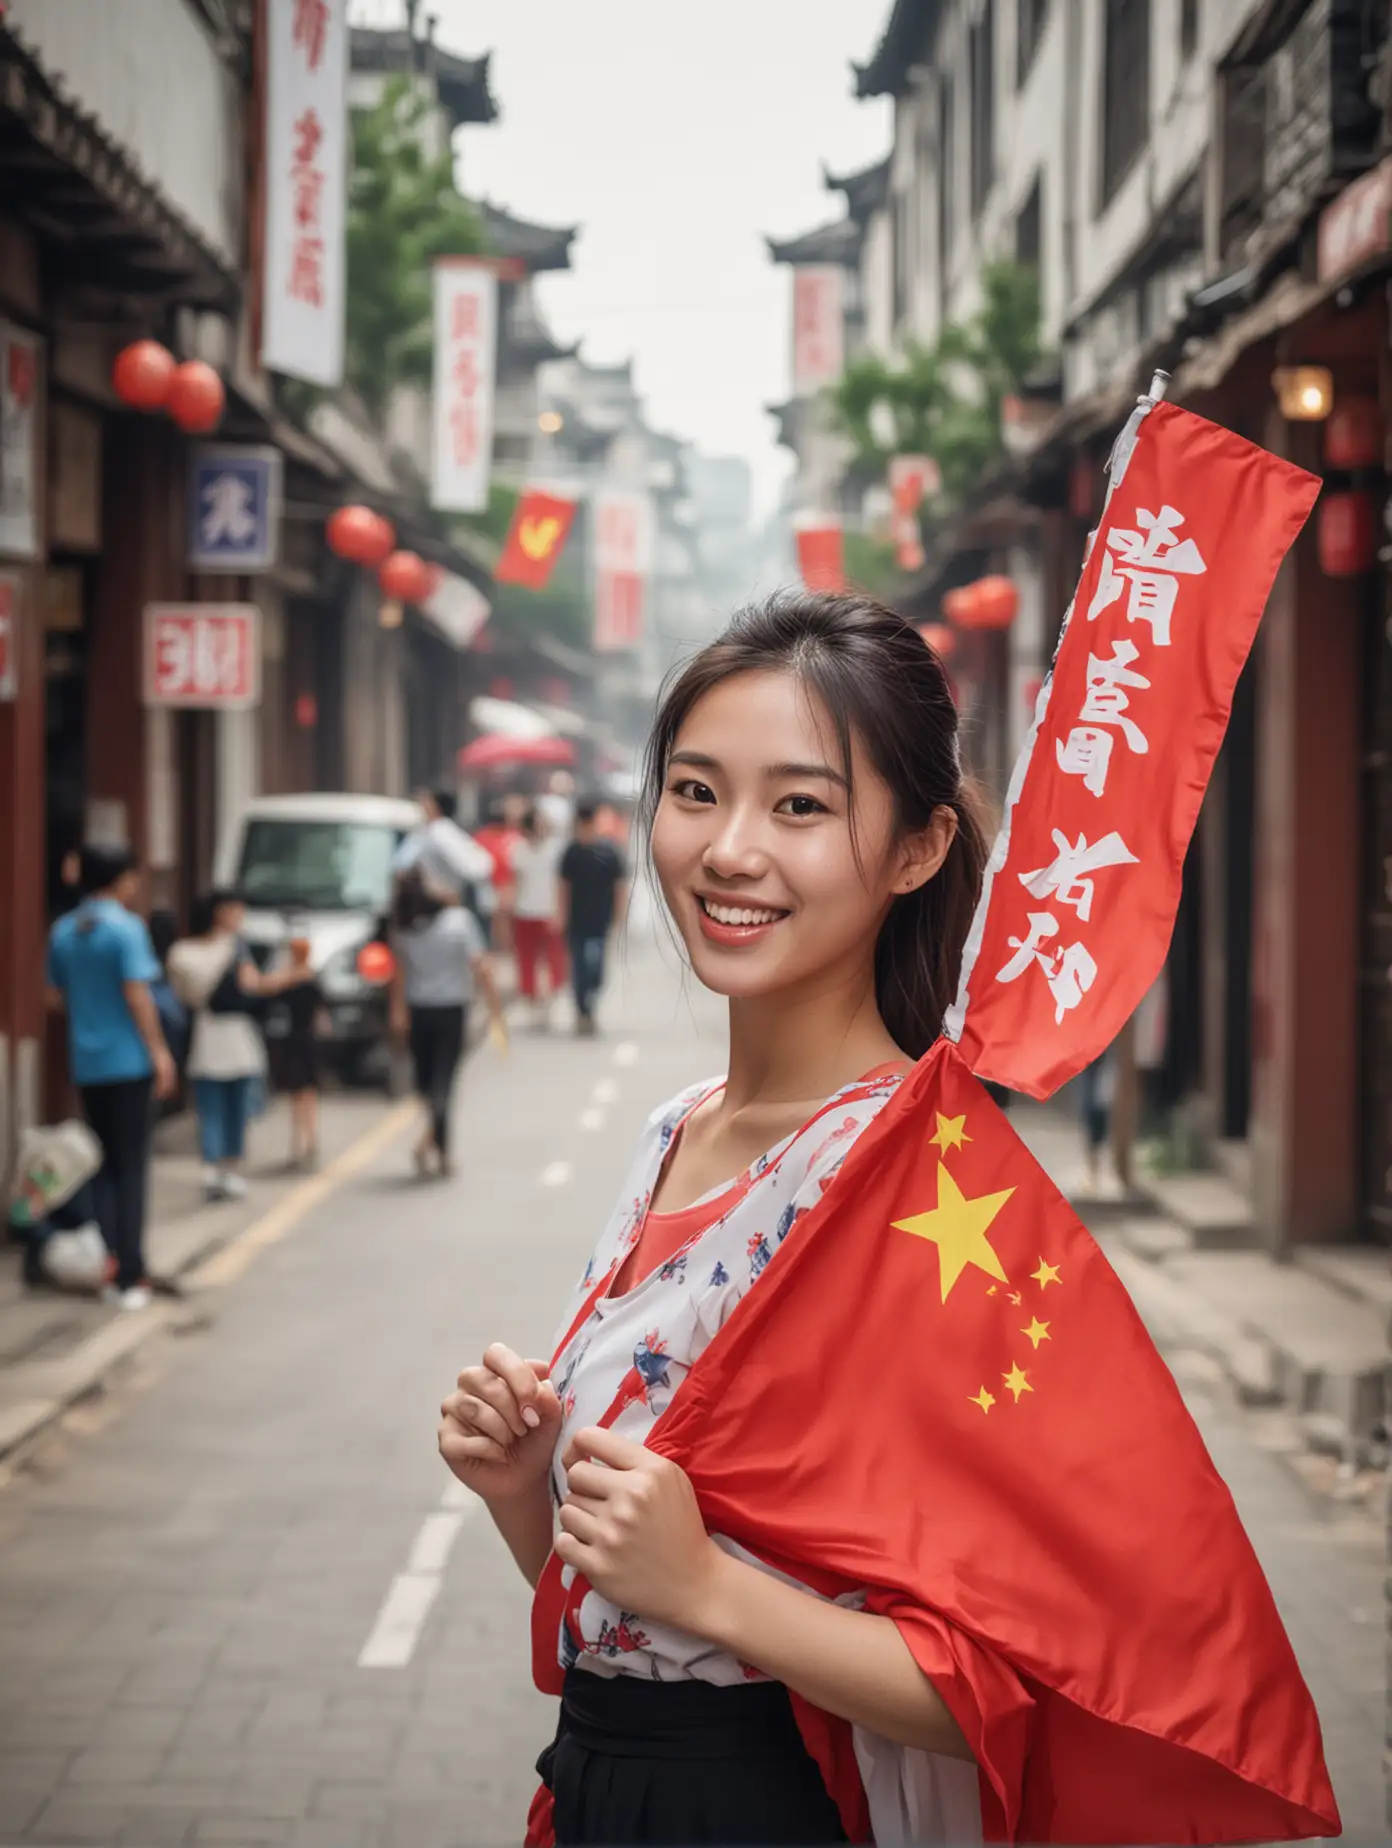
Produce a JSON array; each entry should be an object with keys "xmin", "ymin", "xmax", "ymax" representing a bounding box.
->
[
  {"xmin": 670, "ymin": 778, "xmax": 716, "ymax": 804},
  {"xmin": 776, "ymin": 794, "xmax": 827, "ymax": 818}
]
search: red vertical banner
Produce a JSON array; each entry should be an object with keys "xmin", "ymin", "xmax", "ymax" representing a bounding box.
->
[
  {"xmin": 946, "ymin": 399, "xmax": 1319, "ymax": 1098},
  {"xmin": 792, "ymin": 266, "xmax": 844, "ymax": 394},
  {"xmin": 795, "ymin": 521, "xmax": 844, "ymax": 593},
  {"xmin": 592, "ymin": 489, "xmax": 654, "ymax": 651}
]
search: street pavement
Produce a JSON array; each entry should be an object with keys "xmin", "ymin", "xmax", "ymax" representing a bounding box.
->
[{"xmin": 0, "ymin": 916, "xmax": 1382, "ymax": 1846}]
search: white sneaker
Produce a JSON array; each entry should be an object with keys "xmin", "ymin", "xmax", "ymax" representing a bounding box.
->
[
  {"xmin": 202, "ymin": 1165, "xmax": 224, "ymax": 1201},
  {"xmin": 102, "ymin": 1284, "xmax": 152, "ymax": 1312},
  {"xmin": 220, "ymin": 1173, "xmax": 248, "ymax": 1200}
]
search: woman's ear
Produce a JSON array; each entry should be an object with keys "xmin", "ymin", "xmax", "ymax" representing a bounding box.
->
[{"xmin": 895, "ymin": 805, "xmax": 959, "ymax": 895}]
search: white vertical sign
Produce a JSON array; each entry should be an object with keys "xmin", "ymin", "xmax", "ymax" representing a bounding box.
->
[
  {"xmin": 262, "ymin": 0, "xmax": 348, "ymax": 387},
  {"xmin": 792, "ymin": 266, "xmax": 844, "ymax": 394},
  {"xmin": 592, "ymin": 488, "xmax": 654, "ymax": 652},
  {"xmin": 0, "ymin": 325, "xmax": 41, "ymax": 559},
  {"xmin": 432, "ymin": 262, "xmax": 498, "ymax": 513}
]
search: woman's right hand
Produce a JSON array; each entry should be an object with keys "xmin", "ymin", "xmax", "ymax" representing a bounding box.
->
[{"xmin": 439, "ymin": 1343, "xmax": 562, "ymax": 1505}]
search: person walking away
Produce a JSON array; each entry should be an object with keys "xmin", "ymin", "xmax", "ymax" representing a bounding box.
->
[
  {"xmin": 45, "ymin": 844, "xmax": 176, "ymax": 1311},
  {"xmin": 1075, "ymin": 1051, "xmax": 1116, "ymax": 1198},
  {"xmin": 277, "ymin": 936, "xmax": 326, "ymax": 1170},
  {"xmin": 558, "ymin": 799, "xmax": 628, "ymax": 1035},
  {"xmin": 473, "ymin": 793, "xmax": 527, "ymax": 950},
  {"xmin": 168, "ymin": 891, "xmax": 306, "ymax": 1202},
  {"xmin": 509, "ymin": 805, "xmax": 567, "ymax": 1027},
  {"xmin": 394, "ymin": 786, "xmax": 496, "ymax": 928},
  {"xmin": 388, "ymin": 869, "xmax": 505, "ymax": 1177}
]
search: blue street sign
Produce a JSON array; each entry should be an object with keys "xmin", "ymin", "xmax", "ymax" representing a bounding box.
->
[{"xmin": 188, "ymin": 445, "xmax": 283, "ymax": 572}]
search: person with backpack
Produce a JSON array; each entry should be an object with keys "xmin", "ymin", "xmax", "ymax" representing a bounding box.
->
[{"xmin": 168, "ymin": 891, "xmax": 308, "ymax": 1202}]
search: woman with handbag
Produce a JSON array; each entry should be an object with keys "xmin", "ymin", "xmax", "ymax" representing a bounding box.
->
[{"xmin": 169, "ymin": 890, "xmax": 307, "ymax": 1202}]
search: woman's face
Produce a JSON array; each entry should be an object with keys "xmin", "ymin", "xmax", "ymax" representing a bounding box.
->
[
  {"xmin": 651, "ymin": 670, "xmax": 949, "ymax": 1006},
  {"xmin": 215, "ymin": 899, "xmax": 246, "ymax": 936}
]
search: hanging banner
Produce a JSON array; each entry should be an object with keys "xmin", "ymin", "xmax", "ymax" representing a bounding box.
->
[
  {"xmin": 0, "ymin": 324, "xmax": 41, "ymax": 559},
  {"xmin": 795, "ymin": 518, "xmax": 844, "ymax": 593},
  {"xmin": 188, "ymin": 445, "xmax": 283, "ymax": 572},
  {"xmin": 0, "ymin": 572, "xmax": 19, "ymax": 700},
  {"xmin": 144, "ymin": 604, "xmax": 261, "ymax": 709},
  {"xmin": 432, "ymin": 260, "xmax": 498, "ymax": 514},
  {"xmin": 262, "ymin": 0, "xmax": 348, "ymax": 387},
  {"xmin": 592, "ymin": 488, "xmax": 653, "ymax": 651},
  {"xmin": 946, "ymin": 399, "xmax": 1319, "ymax": 1099},
  {"xmin": 792, "ymin": 266, "xmax": 844, "ymax": 394},
  {"xmin": 421, "ymin": 570, "xmax": 490, "ymax": 650},
  {"xmin": 496, "ymin": 488, "xmax": 579, "ymax": 590}
]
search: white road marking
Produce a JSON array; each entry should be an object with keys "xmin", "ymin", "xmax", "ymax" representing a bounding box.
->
[
  {"xmin": 578, "ymin": 1108, "xmax": 605, "ymax": 1132},
  {"xmin": 439, "ymin": 1478, "xmax": 474, "ymax": 1510},
  {"xmin": 541, "ymin": 1161, "xmax": 572, "ymax": 1188},
  {"xmin": 407, "ymin": 1510, "xmax": 466, "ymax": 1575},
  {"xmin": 592, "ymin": 1078, "xmax": 618, "ymax": 1104},
  {"xmin": 357, "ymin": 1572, "xmax": 442, "ymax": 1669},
  {"xmin": 614, "ymin": 1041, "xmax": 639, "ymax": 1067}
]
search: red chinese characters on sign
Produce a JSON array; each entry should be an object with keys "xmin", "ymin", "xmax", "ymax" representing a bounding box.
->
[
  {"xmin": 592, "ymin": 491, "xmax": 652, "ymax": 651},
  {"xmin": 145, "ymin": 606, "xmax": 260, "ymax": 709},
  {"xmin": 449, "ymin": 295, "xmax": 483, "ymax": 468},
  {"xmin": 287, "ymin": 106, "xmax": 325, "ymax": 307},
  {"xmin": 792, "ymin": 267, "xmax": 844, "ymax": 394},
  {"xmin": 293, "ymin": 0, "xmax": 329, "ymax": 69},
  {"xmin": 948, "ymin": 400, "xmax": 1319, "ymax": 1099}
]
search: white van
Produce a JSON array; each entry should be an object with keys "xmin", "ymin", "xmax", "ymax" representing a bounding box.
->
[{"xmin": 215, "ymin": 792, "xmax": 423, "ymax": 1085}]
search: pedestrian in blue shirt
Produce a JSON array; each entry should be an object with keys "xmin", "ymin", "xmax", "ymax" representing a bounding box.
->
[{"xmin": 45, "ymin": 845, "xmax": 176, "ymax": 1311}]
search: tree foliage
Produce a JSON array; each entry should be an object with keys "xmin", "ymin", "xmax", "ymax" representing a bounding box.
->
[
  {"xmin": 831, "ymin": 260, "xmax": 1045, "ymax": 506},
  {"xmin": 345, "ymin": 79, "xmax": 485, "ymax": 415}
]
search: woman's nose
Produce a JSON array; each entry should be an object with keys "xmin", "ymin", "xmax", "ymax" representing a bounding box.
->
[{"xmin": 703, "ymin": 807, "xmax": 769, "ymax": 879}]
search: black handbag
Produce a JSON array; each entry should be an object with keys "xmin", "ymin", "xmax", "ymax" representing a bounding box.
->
[{"xmin": 206, "ymin": 940, "xmax": 266, "ymax": 1020}]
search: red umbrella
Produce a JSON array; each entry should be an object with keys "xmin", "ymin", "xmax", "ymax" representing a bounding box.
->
[{"xmin": 458, "ymin": 733, "xmax": 576, "ymax": 771}]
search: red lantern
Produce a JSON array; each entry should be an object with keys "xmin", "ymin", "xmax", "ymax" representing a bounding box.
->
[
  {"xmin": 1323, "ymin": 396, "xmax": 1383, "ymax": 471},
  {"xmin": 327, "ymin": 505, "xmax": 395, "ymax": 566},
  {"xmin": 378, "ymin": 549, "xmax": 435, "ymax": 604},
  {"xmin": 166, "ymin": 361, "xmax": 224, "ymax": 434},
  {"xmin": 918, "ymin": 622, "xmax": 957, "ymax": 661},
  {"xmin": 942, "ymin": 586, "xmax": 976, "ymax": 625},
  {"xmin": 1317, "ymin": 490, "xmax": 1378, "ymax": 577},
  {"xmin": 356, "ymin": 942, "xmax": 396, "ymax": 985},
  {"xmin": 958, "ymin": 574, "xmax": 1019, "ymax": 631},
  {"xmin": 112, "ymin": 340, "xmax": 175, "ymax": 411}
]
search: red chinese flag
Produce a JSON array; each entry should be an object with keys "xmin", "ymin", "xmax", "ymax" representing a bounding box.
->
[
  {"xmin": 947, "ymin": 400, "xmax": 1319, "ymax": 1098},
  {"xmin": 796, "ymin": 522, "xmax": 845, "ymax": 592},
  {"xmin": 637, "ymin": 1043, "xmax": 1337, "ymax": 1844},
  {"xmin": 496, "ymin": 490, "xmax": 578, "ymax": 591}
]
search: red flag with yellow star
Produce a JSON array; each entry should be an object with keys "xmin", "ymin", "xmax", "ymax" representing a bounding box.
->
[
  {"xmin": 495, "ymin": 488, "xmax": 578, "ymax": 590},
  {"xmin": 645, "ymin": 1041, "xmax": 1338, "ymax": 1844}
]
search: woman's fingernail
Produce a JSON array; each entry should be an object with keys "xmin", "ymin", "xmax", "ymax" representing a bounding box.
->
[{"xmin": 522, "ymin": 1407, "xmax": 541, "ymax": 1430}]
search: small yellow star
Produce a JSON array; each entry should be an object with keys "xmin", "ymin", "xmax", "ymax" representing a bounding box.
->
[
  {"xmin": 1002, "ymin": 1363, "xmax": 1033, "ymax": 1403},
  {"xmin": 930, "ymin": 1112, "xmax": 971, "ymax": 1154},
  {"xmin": 1021, "ymin": 1317, "xmax": 1051, "ymax": 1349},
  {"xmin": 986, "ymin": 1284, "xmax": 998, "ymax": 1297},
  {"xmin": 1031, "ymin": 1257, "xmax": 1062, "ymax": 1289},
  {"xmin": 969, "ymin": 1386, "xmax": 996, "ymax": 1414}
]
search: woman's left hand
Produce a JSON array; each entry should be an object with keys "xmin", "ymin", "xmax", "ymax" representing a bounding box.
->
[{"xmin": 557, "ymin": 1427, "xmax": 724, "ymax": 1634}]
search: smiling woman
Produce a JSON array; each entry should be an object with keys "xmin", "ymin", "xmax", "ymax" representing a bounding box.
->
[{"xmin": 438, "ymin": 592, "xmax": 1005, "ymax": 1847}]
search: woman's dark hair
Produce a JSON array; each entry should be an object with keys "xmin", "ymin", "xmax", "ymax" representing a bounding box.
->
[
  {"xmin": 639, "ymin": 590, "xmax": 991, "ymax": 1058},
  {"xmin": 189, "ymin": 888, "xmax": 241, "ymax": 937},
  {"xmin": 79, "ymin": 842, "xmax": 137, "ymax": 897},
  {"xmin": 391, "ymin": 866, "xmax": 446, "ymax": 932}
]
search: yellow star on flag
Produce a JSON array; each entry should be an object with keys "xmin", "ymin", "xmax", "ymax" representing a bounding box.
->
[
  {"xmin": 1021, "ymin": 1317, "xmax": 1051, "ymax": 1349},
  {"xmin": 1031, "ymin": 1257, "xmax": 1062, "ymax": 1289},
  {"xmin": 1002, "ymin": 1363, "xmax": 1033, "ymax": 1403},
  {"xmin": 970, "ymin": 1386, "xmax": 995, "ymax": 1414},
  {"xmin": 894, "ymin": 1164, "xmax": 1013, "ymax": 1303},
  {"xmin": 930, "ymin": 1112, "xmax": 971, "ymax": 1154}
]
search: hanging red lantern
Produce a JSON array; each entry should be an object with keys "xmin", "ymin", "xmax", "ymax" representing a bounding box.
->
[
  {"xmin": 166, "ymin": 361, "xmax": 225, "ymax": 434},
  {"xmin": 378, "ymin": 549, "xmax": 435, "ymax": 604},
  {"xmin": 112, "ymin": 340, "xmax": 176, "ymax": 411},
  {"xmin": 958, "ymin": 574, "xmax": 1019, "ymax": 631},
  {"xmin": 1323, "ymin": 396, "xmax": 1383, "ymax": 471},
  {"xmin": 327, "ymin": 505, "xmax": 395, "ymax": 566},
  {"xmin": 356, "ymin": 942, "xmax": 396, "ymax": 985},
  {"xmin": 942, "ymin": 586, "xmax": 977, "ymax": 625},
  {"xmin": 917, "ymin": 621, "xmax": 957, "ymax": 661},
  {"xmin": 1316, "ymin": 490, "xmax": 1378, "ymax": 577}
]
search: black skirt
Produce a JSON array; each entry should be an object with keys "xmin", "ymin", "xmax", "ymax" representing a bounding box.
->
[{"xmin": 539, "ymin": 1668, "xmax": 848, "ymax": 1846}]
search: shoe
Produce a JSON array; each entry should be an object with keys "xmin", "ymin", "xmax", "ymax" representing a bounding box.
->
[
  {"xmin": 220, "ymin": 1173, "xmax": 248, "ymax": 1201},
  {"xmin": 102, "ymin": 1284, "xmax": 153, "ymax": 1312},
  {"xmin": 202, "ymin": 1165, "xmax": 224, "ymax": 1202}
]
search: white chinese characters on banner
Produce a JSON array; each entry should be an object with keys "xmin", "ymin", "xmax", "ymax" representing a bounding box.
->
[
  {"xmin": 792, "ymin": 267, "xmax": 844, "ymax": 394},
  {"xmin": 1005, "ymin": 491, "xmax": 1207, "ymax": 1023},
  {"xmin": 144, "ymin": 606, "xmax": 261, "ymax": 710},
  {"xmin": 592, "ymin": 489, "xmax": 654, "ymax": 652},
  {"xmin": 431, "ymin": 263, "xmax": 498, "ymax": 514},
  {"xmin": 0, "ymin": 325, "xmax": 41, "ymax": 559},
  {"xmin": 262, "ymin": 0, "xmax": 347, "ymax": 387}
]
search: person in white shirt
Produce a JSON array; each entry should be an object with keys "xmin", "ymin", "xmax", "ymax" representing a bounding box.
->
[
  {"xmin": 393, "ymin": 788, "xmax": 496, "ymax": 925},
  {"xmin": 508, "ymin": 805, "xmax": 567, "ymax": 1025}
]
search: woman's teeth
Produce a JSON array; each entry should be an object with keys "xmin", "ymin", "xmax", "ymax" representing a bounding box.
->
[{"xmin": 700, "ymin": 899, "xmax": 785, "ymax": 927}]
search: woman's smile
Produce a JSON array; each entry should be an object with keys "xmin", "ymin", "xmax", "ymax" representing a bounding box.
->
[{"xmin": 695, "ymin": 892, "xmax": 793, "ymax": 947}]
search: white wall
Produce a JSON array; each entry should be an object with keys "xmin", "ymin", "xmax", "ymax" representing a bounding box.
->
[{"xmin": 8, "ymin": 0, "xmax": 239, "ymax": 262}]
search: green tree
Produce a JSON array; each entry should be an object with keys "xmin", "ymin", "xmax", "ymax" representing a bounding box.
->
[
  {"xmin": 345, "ymin": 78, "xmax": 485, "ymax": 414},
  {"xmin": 830, "ymin": 260, "xmax": 1044, "ymax": 506}
]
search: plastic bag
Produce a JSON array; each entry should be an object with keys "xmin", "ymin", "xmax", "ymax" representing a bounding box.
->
[{"xmin": 9, "ymin": 1121, "xmax": 102, "ymax": 1229}]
